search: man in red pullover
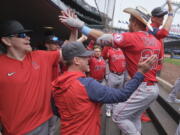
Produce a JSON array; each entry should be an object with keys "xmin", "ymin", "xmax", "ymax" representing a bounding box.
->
[{"xmin": 52, "ymin": 41, "xmax": 155, "ymax": 135}]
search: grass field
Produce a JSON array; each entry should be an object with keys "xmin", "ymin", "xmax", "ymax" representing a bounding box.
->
[{"xmin": 164, "ymin": 58, "xmax": 180, "ymax": 66}]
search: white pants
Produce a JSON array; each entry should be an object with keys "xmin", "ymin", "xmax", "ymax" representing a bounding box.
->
[
  {"xmin": 106, "ymin": 72, "xmax": 125, "ymax": 111},
  {"xmin": 112, "ymin": 82, "xmax": 159, "ymax": 135},
  {"xmin": 168, "ymin": 78, "xmax": 180, "ymax": 99}
]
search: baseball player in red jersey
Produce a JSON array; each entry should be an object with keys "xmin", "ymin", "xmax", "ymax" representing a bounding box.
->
[
  {"xmin": 140, "ymin": 0, "xmax": 175, "ymax": 123},
  {"xmin": 59, "ymin": 6, "xmax": 162, "ymax": 135},
  {"xmin": 149, "ymin": 0, "xmax": 175, "ymax": 76},
  {"xmin": 111, "ymin": 24, "xmax": 161, "ymax": 135},
  {"xmin": 89, "ymin": 46, "xmax": 106, "ymax": 84},
  {"xmin": 102, "ymin": 46, "xmax": 126, "ymax": 88},
  {"xmin": 102, "ymin": 46, "xmax": 127, "ymax": 117},
  {"xmin": 0, "ymin": 19, "xmax": 79, "ymax": 135},
  {"xmin": 0, "ymin": 20, "xmax": 61, "ymax": 135}
]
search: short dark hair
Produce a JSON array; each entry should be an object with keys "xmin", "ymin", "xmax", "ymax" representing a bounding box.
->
[
  {"xmin": 130, "ymin": 15, "xmax": 146, "ymax": 29},
  {"xmin": 93, "ymin": 45, "xmax": 102, "ymax": 50},
  {"xmin": 0, "ymin": 38, "xmax": 7, "ymax": 53}
]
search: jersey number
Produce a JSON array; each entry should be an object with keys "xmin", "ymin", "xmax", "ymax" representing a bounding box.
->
[{"xmin": 141, "ymin": 49, "xmax": 160, "ymax": 69}]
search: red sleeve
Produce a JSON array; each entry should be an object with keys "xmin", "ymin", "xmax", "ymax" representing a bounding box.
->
[
  {"xmin": 36, "ymin": 50, "xmax": 60, "ymax": 66},
  {"xmin": 47, "ymin": 51, "xmax": 60, "ymax": 66},
  {"xmin": 102, "ymin": 46, "xmax": 111, "ymax": 59},
  {"xmin": 87, "ymin": 40, "xmax": 95, "ymax": 50},
  {"xmin": 155, "ymin": 28, "xmax": 169, "ymax": 39},
  {"xmin": 113, "ymin": 33, "xmax": 132, "ymax": 48}
]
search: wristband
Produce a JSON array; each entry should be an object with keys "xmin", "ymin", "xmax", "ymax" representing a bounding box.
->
[
  {"xmin": 80, "ymin": 25, "xmax": 92, "ymax": 36},
  {"xmin": 168, "ymin": 13, "xmax": 174, "ymax": 16}
]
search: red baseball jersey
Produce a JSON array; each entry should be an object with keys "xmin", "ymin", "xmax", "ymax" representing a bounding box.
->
[
  {"xmin": 113, "ymin": 31, "xmax": 162, "ymax": 82},
  {"xmin": 151, "ymin": 23, "xmax": 169, "ymax": 39},
  {"xmin": 102, "ymin": 46, "xmax": 126, "ymax": 73},
  {"xmin": 151, "ymin": 23, "xmax": 169, "ymax": 71},
  {"xmin": 89, "ymin": 56, "xmax": 106, "ymax": 81},
  {"xmin": 0, "ymin": 50, "xmax": 59, "ymax": 135}
]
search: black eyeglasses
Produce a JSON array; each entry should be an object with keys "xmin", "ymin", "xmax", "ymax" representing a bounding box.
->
[{"xmin": 9, "ymin": 33, "xmax": 28, "ymax": 38}]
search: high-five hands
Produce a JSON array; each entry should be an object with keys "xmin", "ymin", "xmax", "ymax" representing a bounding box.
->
[{"xmin": 59, "ymin": 9, "xmax": 84, "ymax": 29}]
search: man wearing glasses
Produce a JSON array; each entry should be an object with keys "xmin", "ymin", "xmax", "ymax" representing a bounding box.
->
[{"xmin": 0, "ymin": 20, "xmax": 61, "ymax": 135}]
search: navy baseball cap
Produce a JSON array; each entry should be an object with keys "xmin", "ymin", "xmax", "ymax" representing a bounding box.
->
[
  {"xmin": 62, "ymin": 41, "xmax": 94, "ymax": 61},
  {"xmin": 0, "ymin": 20, "xmax": 32, "ymax": 37},
  {"xmin": 151, "ymin": 7, "xmax": 168, "ymax": 17},
  {"xmin": 45, "ymin": 35, "xmax": 63, "ymax": 44}
]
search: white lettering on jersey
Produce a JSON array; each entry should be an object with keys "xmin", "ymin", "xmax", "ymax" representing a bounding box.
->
[{"xmin": 141, "ymin": 49, "xmax": 160, "ymax": 69}]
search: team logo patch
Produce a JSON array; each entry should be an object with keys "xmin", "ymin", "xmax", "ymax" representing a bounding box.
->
[
  {"xmin": 32, "ymin": 61, "xmax": 40, "ymax": 69},
  {"xmin": 114, "ymin": 34, "xmax": 124, "ymax": 44}
]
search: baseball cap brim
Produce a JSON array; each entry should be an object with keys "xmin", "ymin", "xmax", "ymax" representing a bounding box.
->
[
  {"xmin": 11, "ymin": 29, "xmax": 32, "ymax": 35},
  {"xmin": 154, "ymin": 11, "xmax": 168, "ymax": 17},
  {"xmin": 78, "ymin": 50, "xmax": 94, "ymax": 57},
  {"xmin": 1, "ymin": 29, "xmax": 32, "ymax": 37}
]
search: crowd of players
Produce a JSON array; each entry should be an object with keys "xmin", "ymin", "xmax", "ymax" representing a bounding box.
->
[{"xmin": 0, "ymin": 0, "xmax": 180, "ymax": 135}]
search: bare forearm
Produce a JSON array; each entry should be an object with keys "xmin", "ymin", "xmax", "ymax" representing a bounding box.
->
[
  {"xmin": 162, "ymin": 0, "xmax": 174, "ymax": 32},
  {"xmin": 162, "ymin": 17, "xmax": 173, "ymax": 32},
  {"xmin": 69, "ymin": 29, "xmax": 78, "ymax": 41},
  {"xmin": 88, "ymin": 29, "xmax": 104, "ymax": 39}
]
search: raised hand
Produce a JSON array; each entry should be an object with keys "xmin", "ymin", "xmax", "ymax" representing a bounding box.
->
[
  {"xmin": 137, "ymin": 55, "xmax": 157, "ymax": 74},
  {"xmin": 167, "ymin": 0, "xmax": 180, "ymax": 13},
  {"xmin": 59, "ymin": 9, "xmax": 84, "ymax": 29},
  {"xmin": 167, "ymin": 0, "xmax": 173, "ymax": 12}
]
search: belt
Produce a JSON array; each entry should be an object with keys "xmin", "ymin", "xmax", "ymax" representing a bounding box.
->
[
  {"xmin": 111, "ymin": 71, "xmax": 123, "ymax": 75},
  {"xmin": 146, "ymin": 81, "xmax": 157, "ymax": 86}
]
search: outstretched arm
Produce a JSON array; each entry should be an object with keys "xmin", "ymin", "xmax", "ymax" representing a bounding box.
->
[{"xmin": 80, "ymin": 55, "xmax": 156, "ymax": 103}]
